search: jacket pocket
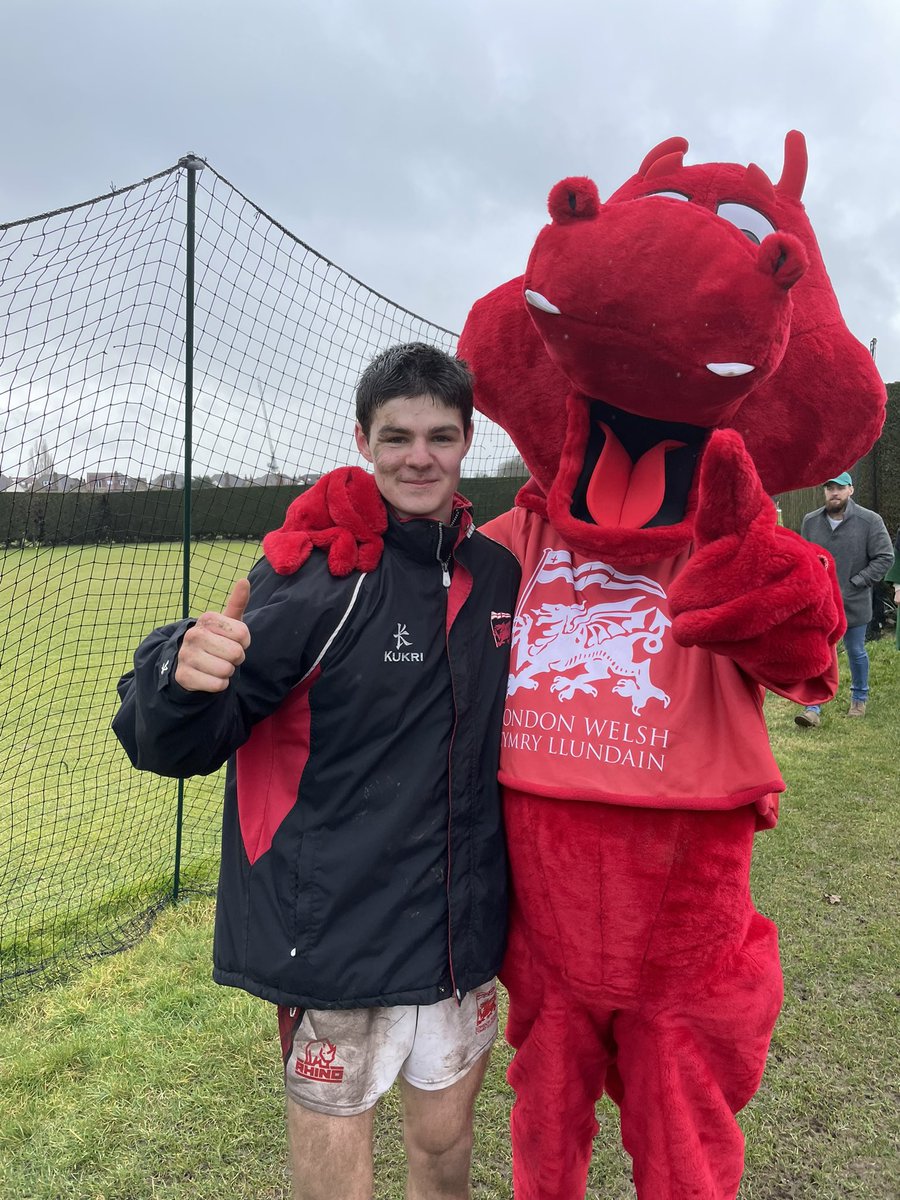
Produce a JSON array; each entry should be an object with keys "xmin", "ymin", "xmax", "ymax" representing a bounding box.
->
[{"xmin": 292, "ymin": 831, "xmax": 322, "ymax": 960}]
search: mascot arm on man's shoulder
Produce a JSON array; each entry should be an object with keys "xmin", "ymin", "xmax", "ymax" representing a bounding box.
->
[{"xmin": 262, "ymin": 467, "xmax": 386, "ymax": 577}]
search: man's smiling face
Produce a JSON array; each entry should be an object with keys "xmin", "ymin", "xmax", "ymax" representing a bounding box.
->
[{"xmin": 354, "ymin": 394, "xmax": 473, "ymax": 524}]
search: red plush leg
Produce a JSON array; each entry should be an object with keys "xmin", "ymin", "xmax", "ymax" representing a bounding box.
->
[
  {"xmin": 615, "ymin": 911, "xmax": 783, "ymax": 1200},
  {"xmin": 507, "ymin": 993, "xmax": 614, "ymax": 1200},
  {"xmin": 669, "ymin": 430, "xmax": 844, "ymax": 689},
  {"xmin": 501, "ymin": 790, "xmax": 760, "ymax": 996}
]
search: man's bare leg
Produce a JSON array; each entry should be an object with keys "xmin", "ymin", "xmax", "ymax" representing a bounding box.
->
[
  {"xmin": 400, "ymin": 1050, "xmax": 491, "ymax": 1200},
  {"xmin": 287, "ymin": 1098, "xmax": 376, "ymax": 1200}
]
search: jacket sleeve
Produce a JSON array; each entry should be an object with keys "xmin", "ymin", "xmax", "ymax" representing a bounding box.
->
[
  {"xmin": 112, "ymin": 556, "xmax": 349, "ymax": 778},
  {"xmin": 849, "ymin": 516, "xmax": 894, "ymax": 588}
]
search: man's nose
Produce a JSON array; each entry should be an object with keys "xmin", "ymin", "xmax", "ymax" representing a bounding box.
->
[{"xmin": 405, "ymin": 439, "xmax": 433, "ymax": 467}]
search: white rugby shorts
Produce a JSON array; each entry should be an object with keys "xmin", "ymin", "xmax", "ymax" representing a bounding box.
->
[{"xmin": 278, "ymin": 981, "xmax": 499, "ymax": 1116}]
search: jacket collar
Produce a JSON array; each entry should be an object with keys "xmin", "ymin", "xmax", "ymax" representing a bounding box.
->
[{"xmin": 383, "ymin": 495, "xmax": 473, "ymax": 565}]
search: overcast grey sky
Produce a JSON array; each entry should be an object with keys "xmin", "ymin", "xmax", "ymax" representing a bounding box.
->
[{"xmin": 2, "ymin": 0, "xmax": 898, "ymax": 385}]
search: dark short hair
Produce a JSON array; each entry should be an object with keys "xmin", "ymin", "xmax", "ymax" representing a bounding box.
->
[{"xmin": 355, "ymin": 342, "xmax": 474, "ymax": 437}]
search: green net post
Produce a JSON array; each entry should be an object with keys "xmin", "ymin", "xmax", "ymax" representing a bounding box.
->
[{"xmin": 173, "ymin": 154, "xmax": 205, "ymax": 904}]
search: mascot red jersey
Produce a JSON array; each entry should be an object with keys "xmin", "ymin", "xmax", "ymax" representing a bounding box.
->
[
  {"xmin": 263, "ymin": 132, "xmax": 885, "ymax": 1200},
  {"xmin": 455, "ymin": 131, "xmax": 885, "ymax": 1200}
]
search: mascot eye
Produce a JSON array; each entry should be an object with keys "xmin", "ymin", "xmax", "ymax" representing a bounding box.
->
[
  {"xmin": 641, "ymin": 190, "xmax": 691, "ymax": 202},
  {"xmin": 716, "ymin": 202, "xmax": 776, "ymax": 245}
]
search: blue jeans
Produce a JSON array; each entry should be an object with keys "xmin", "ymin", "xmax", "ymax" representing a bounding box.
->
[{"xmin": 805, "ymin": 623, "xmax": 869, "ymax": 712}]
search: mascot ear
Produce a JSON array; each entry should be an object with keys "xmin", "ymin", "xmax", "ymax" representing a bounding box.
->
[{"xmin": 548, "ymin": 176, "xmax": 601, "ymax": 224}]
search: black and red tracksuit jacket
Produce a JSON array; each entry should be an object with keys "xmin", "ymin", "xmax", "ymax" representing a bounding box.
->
[{"xmin": 113, "ymin": 503, "xmax": 520, "ymax": 1009}]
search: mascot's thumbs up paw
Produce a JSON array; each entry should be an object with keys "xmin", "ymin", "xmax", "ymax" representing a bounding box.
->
[
  {"xmin": 262, "ymin": 467, "xmax": 387, "ymax": 576},
  {"xmin": 669, "ymin": 430, "xmax": 844, "ymax": 686}
]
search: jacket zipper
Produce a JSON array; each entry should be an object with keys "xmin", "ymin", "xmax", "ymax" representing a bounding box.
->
[{"xmin": 437, "ymin": 523, "xmax": 451, "ymax": 588}]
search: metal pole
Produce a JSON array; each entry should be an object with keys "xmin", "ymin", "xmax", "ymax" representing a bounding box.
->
[{"xmin": 174, "ymin": 153, "xmax": 205, "ymax": 903}]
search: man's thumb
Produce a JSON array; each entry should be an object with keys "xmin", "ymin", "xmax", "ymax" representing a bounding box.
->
[{"xmin": 223, "ymin": 578, "xmax": 251, "ymax": 622}]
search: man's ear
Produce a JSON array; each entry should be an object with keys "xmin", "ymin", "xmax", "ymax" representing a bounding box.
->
[
  {"xmin": 463, "ymin": 418, "xmax": 474, "ymax": 457},
  {"xmin": 354, "ymin": 422, "xmax": 374, "ymax": 464}
]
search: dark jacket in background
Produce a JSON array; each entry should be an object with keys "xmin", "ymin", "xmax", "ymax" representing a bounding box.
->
[
  {"xmin": 113, "ymin": 505, "xmax": 520, "ymax": 1009},
  {"xmin": 800, "ymin": 499, "xmax": 893, "ymax": 626}
]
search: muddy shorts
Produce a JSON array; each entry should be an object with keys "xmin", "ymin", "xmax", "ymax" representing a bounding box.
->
[{"xmin": 278, "ymin": 981, "xmax": 498, "ymax": 1116}]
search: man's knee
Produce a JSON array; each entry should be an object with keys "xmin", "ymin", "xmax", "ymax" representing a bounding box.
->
[
  {"xmin": 404, "ymin": 1120, "xmax": 475, "ymax": 1200},
  {"xmin": 401, "ymin": 1053, "xmax": 488, "ymax": 1178},
  {"xmin": 406, "ymin": 1117, "xmax": 475, "ymax": 1165}
]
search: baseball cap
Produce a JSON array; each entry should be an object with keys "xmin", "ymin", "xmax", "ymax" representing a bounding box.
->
[{"xmin": 824, "ymin": 471, "xmax": 852, "ymax": 487}]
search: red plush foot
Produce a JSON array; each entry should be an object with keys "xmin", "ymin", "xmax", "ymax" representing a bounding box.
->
[
  {"xmin": 262, "ymin": 467, "xmax": 386, "ymax": 576},
  {"xmin": 669, "ymin": 430, "xmax": 844, "ymax": 687}
]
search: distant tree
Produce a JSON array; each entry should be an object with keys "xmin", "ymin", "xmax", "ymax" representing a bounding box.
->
[
  {"xmin": 29, "ymin": 438, "xmax": 54, "ymax": 478},
  {"xmin": 496, "ymin": 455, "xmax": 528, "ymax": 478}
]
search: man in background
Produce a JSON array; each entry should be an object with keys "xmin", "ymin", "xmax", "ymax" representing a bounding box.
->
[{"xmin": 795, "ymin": 471, "xmax": 893, "ymax": 725}]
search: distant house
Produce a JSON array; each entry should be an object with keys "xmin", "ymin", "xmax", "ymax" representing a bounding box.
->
[
  {"xmin": 0, "ymin": 474, "xmax": 13, "ymax": 493},
  {"xmin": 150, "ymin": 472, "xmax": 185, "ymax": 490},
  {"xmin": 82, "ymin": 471, "xmax": 135, "ymax": 492},
  {"xmin": 251, "ymin": 471, "xmax": 295, "ymax": 487},
  {"xmin": 211, "ymin": 472, "xmax": 251, "ymax": 488},
  {"xmin": 25, "ymin": 472, "xmax": 84, "ymax": 493}
]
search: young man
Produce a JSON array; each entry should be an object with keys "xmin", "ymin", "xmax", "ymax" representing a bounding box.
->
[
  {"xmin": 795, "ymin": 471, "xmax": 893, "ymax": 725},
  {"xmin": 113, "ymin": 343, "xmax": 520, "ymax": 1200}
]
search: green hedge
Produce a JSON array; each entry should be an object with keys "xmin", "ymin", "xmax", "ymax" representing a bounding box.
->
[
  {"xmin": 876, "ymin": 383, "xmax": 900, "ymax": 538},
  {"xmin": 0, "ymin": 477, "xmax": 529, "ymax": 547}
]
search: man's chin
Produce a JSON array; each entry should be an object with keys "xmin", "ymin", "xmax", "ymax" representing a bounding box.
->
[{"xmin": 388, "ymin": 488, "xmax": 452, "ymax": 523}]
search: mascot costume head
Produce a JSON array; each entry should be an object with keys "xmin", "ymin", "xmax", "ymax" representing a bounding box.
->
[
  {"xmin": 264, "ymin": 131, "xmax": 885, "ymax": 1200},
  {"xmin": 460, "ymin": 131, "xmax": 883, "ymax": 560}
]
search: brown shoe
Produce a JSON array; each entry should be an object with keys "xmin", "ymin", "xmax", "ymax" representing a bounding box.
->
[
  {"xmin": 847, "ymin": 701, "xmax": 867, "ymax": 718},
  {"xmin": 795, "ymin": 708, "xmax": 821, "ymax": 728}
]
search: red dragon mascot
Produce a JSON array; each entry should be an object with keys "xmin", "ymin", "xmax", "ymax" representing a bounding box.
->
[
  {"xmin": 264, "ymin": 132, "xmax": 885, "ymax": 1198},
  {"xmin": 454, "ymin": 131, "xmax": 885, "ymax": 1200}
]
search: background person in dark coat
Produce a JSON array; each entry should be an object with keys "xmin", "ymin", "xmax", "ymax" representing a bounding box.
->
[{"xmin": 795, "ymin": 472, "xmax": 893, "ymax": 724}]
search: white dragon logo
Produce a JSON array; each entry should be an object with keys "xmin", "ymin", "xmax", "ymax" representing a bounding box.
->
[{"xmin": 507, "ymin": 551, "xmax": 671, "ymax": 715}]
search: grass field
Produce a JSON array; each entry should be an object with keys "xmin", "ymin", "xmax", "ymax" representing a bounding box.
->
[
  {"xmin": 0, "ymin": 541, "xmax": 264, "ymax": 995},
  {"xmin": 0, "ymin": 570, "xmax": 897, "ymax": 1198}
]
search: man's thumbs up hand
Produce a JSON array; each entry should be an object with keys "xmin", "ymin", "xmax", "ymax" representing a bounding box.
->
[{"xmin": 174, "ymin": 579, "xmax": 253, "ymax": 693}]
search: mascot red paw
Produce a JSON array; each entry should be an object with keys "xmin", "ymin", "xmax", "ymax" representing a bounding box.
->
[{"xmin": 668, "ymin": 428, "xmax": 845, "ymax": 691}]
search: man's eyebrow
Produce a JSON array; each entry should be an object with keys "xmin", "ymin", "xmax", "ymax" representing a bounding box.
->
[{"xmin": 375, "ymin": 423, "xmax": 461, "ymax": 437}]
